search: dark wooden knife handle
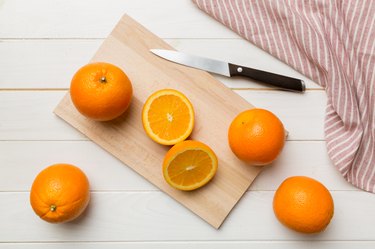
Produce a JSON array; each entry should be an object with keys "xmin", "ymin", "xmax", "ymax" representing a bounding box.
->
[{"xmin": 229, "ymin": 63, "xmax": 305, "ymax": 92}]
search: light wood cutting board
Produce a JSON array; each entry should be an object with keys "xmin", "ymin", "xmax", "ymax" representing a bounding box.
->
[{"xmin": 54, "ymin": 14, "xmax": 263, "ymax": 229}]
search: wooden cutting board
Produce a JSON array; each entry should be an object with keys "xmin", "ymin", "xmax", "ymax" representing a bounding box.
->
[{"xmin": 54, "ymin": 14, "xmax": 263, "ymax": 229}]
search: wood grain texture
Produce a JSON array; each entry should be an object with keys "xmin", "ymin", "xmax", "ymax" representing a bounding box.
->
[
  {"xmin": 0, "ymin": 91, "xmax": 325, "ymax": 141},
  {"xmin": 0, "ymin": 141, "xmax": 354, "ymax": 192},
  {"xmin": 1, "ymin": 191, "xmax": 375, "ymax": 241},
  {"xmin": 54, "ymin": 15, "xmax": 262, "ymax": 228},
  {"xmin": 0, "ymin": 40, "xmax": 321, "ymax": 89},
  {"xmin": 0, "ymin": 0, "xmax": 235, "ymax": 39},
  {"xmin": 2, "ymin": 242, "xmax": 375, "ymax": 249}
]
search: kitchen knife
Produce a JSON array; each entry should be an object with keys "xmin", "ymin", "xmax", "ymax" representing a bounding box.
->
[{"xmin": 150, "ymin": 49, "xmax": 305, "ymax": 92}]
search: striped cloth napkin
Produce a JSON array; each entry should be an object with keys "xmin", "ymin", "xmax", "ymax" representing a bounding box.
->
[{"xmin": 193, "ymin": 0, "xmax": 375, "ymax": 193}]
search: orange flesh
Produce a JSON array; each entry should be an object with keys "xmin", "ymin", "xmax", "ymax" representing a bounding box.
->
[
  {"xmin": 148, "ymin": 94, "xmax": 191, "ymax": 141},
  {"xmin": 167, "ymin": 149, "xmax": 213, "ymax": 186}
]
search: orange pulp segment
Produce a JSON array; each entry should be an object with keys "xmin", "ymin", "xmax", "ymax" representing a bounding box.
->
[
  {"xmin": 142, "ymin": 89, "xmax": 194, "ymax": 145},
  {"xmin": 163, "ymin": 140, "xmax": 218, "ymax": 191}
]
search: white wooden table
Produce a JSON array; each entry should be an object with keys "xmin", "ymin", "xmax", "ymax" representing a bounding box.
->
[{"xmin": 1, "ymin": 0, "xmax": 375, "ymax": 248}]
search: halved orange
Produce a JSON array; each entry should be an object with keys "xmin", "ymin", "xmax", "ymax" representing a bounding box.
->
[
  {"xmin": 163, "ymin": 140, "xmax": 218, "ymax": 191},
  {"xmin": 142, "ymin": 89, "xmax": 194, "ymax": 145}
]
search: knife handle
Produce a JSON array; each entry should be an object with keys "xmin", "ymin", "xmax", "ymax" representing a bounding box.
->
[{"xmin": 228, "ymin": 63, "xmax": 305, "ymax": 92}]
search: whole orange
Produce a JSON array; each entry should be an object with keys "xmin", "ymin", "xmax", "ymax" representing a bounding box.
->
[
  {"xmin": 30, "ymin": 164, "xmax": 90, "ymax": 223},
  {"xmin": 228, "ymin": 108, "xmax": 285, "ymax": 165},
  {"xmin": 273, "ymin": 176, "xmax": 334, "ymax": 233},
  {"xmin": 70, "ymin": 62, "xmax": 133, "ymax": 121}
]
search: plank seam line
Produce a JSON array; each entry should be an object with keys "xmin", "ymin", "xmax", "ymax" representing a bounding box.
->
[
  {"xmin": 0, "ymin": 88, "xmax": 323, "ymax": 91},
  {"xmin": 0, "ymin": 140, "xmax": 325, "ymax": 142},
  {"xmin": 1, "ymin": 240, "xmax": 374, "ymax": 243},
  {"xmin": 0, "ymin": 37, "xmax": 245, "ymax": 41},
  {"xmin": 0, "ymin": 190, "xmax": 361, "ymax": 193}
]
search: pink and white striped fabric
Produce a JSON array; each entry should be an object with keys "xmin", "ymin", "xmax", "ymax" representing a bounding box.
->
[{"xmin": 193, "ymin": 0, "xmax": 375, "ymax": 192}]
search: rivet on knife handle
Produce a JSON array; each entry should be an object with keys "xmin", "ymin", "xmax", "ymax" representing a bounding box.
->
[{"xmin": 228, "ymin": 63, "xmax": 305, "ymax": 92}]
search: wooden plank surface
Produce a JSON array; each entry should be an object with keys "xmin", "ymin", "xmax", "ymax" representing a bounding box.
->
[
  {"xmin": 1, "ymin": 191, "xmax": 375, "ymax": 241},
  {"xmin": 0, "ymin": 141, "xmax": 354, "ymax": 192},
  {"xmin": 54, "ymin": 15, "xmax": 262, "ymax": 228},
  {"xmin": 0, "ymin": 240, "xmax": 375, "ymax": 249},
  {"xmin": 2, "ymin": 0, "xmax": 375, "ymax": 247},
  {"xmin": 0, "ymin": 40, "xmax": 320, "ymax": 89},
  {"xmin": 0, "ymin": 91, "xmax": 326, "ymax": 141},
  {"xmin": 0, "ymin": 0, "xmax": 236, "ymax": 39},
  {"xmin": 2, "ymin": 242, "xmax": 375, "ymax": 249}
]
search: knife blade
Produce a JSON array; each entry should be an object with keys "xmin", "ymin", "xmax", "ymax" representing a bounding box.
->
[{"xmin": 150, "ymin": 49, "xmax": 305, "ymax": 92}]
